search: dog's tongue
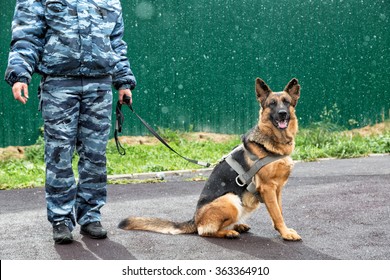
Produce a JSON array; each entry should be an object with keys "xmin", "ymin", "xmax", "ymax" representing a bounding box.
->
[{"xmin": 278, "ymin": 120, "xmax": 288, "ymax": 129}]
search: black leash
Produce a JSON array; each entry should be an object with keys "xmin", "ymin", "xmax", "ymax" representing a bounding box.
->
[
  {"xmin": 114, "ymin": 99, "xmax": 127, "ymax": 155},
  {"xmin": 114, "ymin": 96, "xmax": 211, "ymax": 167}
]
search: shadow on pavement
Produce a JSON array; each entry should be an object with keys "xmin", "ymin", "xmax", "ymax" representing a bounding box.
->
[
  {"xmin": 205, "ymin": 233, "xmax": 337, "ymax": 260},
  {"xmin": 55, "ymin": 237, "xmax": 136, "ymax": 260}
]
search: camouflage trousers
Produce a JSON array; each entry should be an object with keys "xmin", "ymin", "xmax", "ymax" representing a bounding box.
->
[{"xmin": 40, "ymin": 75, "xmax": 113, "ymax": 230}]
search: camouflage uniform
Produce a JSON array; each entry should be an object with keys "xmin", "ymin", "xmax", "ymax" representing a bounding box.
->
[{"xmin": 5, "ymin": 0, "xmax": 136, "ymax": 229}]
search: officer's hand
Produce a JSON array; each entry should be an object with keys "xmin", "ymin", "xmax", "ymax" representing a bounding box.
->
[
  {"xmin": 119, "ymin": 88, "xmax": 132, "ymax": 105},
  {"xmin": 12, "ymin": 82, "xmax": 29, "ymax": 104}
]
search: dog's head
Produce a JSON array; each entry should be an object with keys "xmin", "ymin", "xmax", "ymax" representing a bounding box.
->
[{"xmin": 255, "ymin": 78, "xmax": 300, "ymax": 130}]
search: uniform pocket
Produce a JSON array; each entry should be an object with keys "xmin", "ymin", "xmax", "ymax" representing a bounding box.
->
[
  {"xmin": 45, "ymin": 0, "xmax": 70, "ymax": 29},
  {"xmin": 46, "ymin": 0, "xmax": 67, "ymax": 14},
  {"xmin": 37, "ymin": 76, "xmax": 47, "ymax": 112},
  {"xmin": 46, "ymin": 0, "xmax": 66, "ymax": 12},
  {"xmin": 90, "ymin": 3, "xmax": 118, "ymax": 34}
]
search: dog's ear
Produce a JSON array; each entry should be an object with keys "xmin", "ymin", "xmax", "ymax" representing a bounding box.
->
[
  {"xmin": 284, "ymin": 78, "xmax": 300, "ymax": 107},
  {"xmin": 255, "ymin": 78, "xmax": 271, "ymax": 108}
]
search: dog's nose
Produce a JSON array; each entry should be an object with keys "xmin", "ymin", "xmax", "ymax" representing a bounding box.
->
[{"xmin": 278, "ymin": 110, "xmax": 288, "ymax": 119}]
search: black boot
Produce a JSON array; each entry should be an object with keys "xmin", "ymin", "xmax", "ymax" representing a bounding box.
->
[
  {"xmin": 80, "ymin": 221, "xmax": 107, "ymax": 239},
  {"xmin": 53, "ymin": 221, "xmax": 73, "ymax": 244}
]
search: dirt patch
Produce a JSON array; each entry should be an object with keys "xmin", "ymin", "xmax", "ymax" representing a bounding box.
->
[
  {"xmin": 345, "ymin": 122, "xmax": 390, "ymax": 137},
  {"xmin": 113, "ymin": 136, "xmax": 159, "ymax": 146},
  {"xmin": 0, "ymin": 146, "xmax": 25, "ymax": 160},
  {"xmin": 112, "ymin": 132, "xmax": 238, "ymax": 146},
  {"xmin": 183, "ymin": 132, "xmax": 237, "ymax": 143}
]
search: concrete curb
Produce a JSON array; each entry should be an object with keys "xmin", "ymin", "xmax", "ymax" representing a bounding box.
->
[{"xmin": 108, "ymin": 168, "xmax": 213, "ymax": 182}]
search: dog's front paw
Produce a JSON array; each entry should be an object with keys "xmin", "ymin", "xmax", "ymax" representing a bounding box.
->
[
  {"xmin": 234, "ymin": 224, "xmax": 251, "ymax": 233},
  {"xmin": 281, "ymin": 228, "xmax": 301, "ymax": 241},
  {"xmin": 225, "ymin": 230, "xmax": 241, "ymax": 239}
]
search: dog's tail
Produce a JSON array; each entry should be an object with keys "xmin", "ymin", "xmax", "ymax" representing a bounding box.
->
[{"xmin": 118, "ymin": 217, "xmax": 197, "ymax": 235}]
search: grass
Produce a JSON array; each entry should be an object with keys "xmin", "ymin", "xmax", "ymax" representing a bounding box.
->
[
  {"xmin": 0, "ymin": 122, "xmax": 389, "ymax": 190},
  {"xmin": 294, "ymin": 122, "xmax": 390, "ymax": 161}
]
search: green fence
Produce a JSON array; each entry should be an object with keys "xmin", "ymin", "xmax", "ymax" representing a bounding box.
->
[{"xmin": 1, "ymin": 0, "xmax": 389, "ymax": 148}]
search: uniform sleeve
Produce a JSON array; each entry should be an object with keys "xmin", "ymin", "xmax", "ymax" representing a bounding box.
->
[
  {"xmin": 4, "ymin": 0, "xmax": 46, "ymax": 86},
  {"xmin": 110, "ymin": 12, "xmax": 137, "ymax": 90}
]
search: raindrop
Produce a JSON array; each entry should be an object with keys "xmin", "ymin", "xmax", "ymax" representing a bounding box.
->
[
  {"xmin": 161, "ymin": 107, "xmax": 169, "ymax": 114},
  {"xmin": 135, "ymin": 1, "xmax": 155, "ymax": 20}
]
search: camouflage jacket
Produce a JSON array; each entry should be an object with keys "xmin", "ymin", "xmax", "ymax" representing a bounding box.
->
[{"xmin": 5, "ymin": 0, "xmax": 136, "ymax": 90}]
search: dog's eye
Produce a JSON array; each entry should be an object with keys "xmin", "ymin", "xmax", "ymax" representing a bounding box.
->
[
  {"xmin": 269, "ymin": 100, "xmax": 277, "ymax": 106},
  {"xmin": 283, "ymin": 99, "xmax": 290, "ymax": 106}
]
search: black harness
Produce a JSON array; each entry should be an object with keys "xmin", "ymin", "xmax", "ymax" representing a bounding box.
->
[{"xmin": 223, "ymin": 144, "xmax": 287, "ymax": 203}]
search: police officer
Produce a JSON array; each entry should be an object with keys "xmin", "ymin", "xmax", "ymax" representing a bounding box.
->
[{"xmin": 5, "ymin": 0, "xmax": 136, "ymax": 244}]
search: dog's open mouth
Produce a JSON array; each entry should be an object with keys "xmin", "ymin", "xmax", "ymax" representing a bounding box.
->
[{"xmin": 276, "ymin": 119, "xmax": 289, "ymax": 129}]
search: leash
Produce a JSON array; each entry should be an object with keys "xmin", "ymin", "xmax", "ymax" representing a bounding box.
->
[{"xmin": 115, "ymin": 96, "xmax": 211, "ymax": 167}]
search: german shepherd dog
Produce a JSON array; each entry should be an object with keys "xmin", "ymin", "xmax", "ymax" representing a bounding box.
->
[{"xmin": 119, "ymin": 78, "xmax": 302, "ymax": 241}]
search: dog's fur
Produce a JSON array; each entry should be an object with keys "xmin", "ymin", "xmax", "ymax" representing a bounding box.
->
[{"xmin": 119, "ymin": 78, "xmax": 302, "ymax": 241}]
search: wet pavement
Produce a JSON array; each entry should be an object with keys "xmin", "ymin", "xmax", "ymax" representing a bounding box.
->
[{"xmin": 0, "ymin": 155, "xmax": 389, "ymax": 260}]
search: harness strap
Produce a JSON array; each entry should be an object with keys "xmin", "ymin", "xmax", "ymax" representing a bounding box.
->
[
  {"xmin": 224, "ymin": 145, "xmax": 287, "ymax": 202},
  {"xmin": 247, "ymin": 181, "xmax": 263, "ymax": 203},
  {"xmin": 224, "ymin": 146, "xmax": 247, "ymax": 185},
  {"xmin": 237, "ymin": 153, "xmax": 286, "ymax": 186}
]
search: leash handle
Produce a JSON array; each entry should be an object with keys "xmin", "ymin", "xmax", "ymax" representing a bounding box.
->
[
  {"xmin": 115, "ymin": 101, "xmax": 126, "ymax": 155},
  {"xmin": 123, "ymin": 94, "xmax": 132, "ymax": 106},
  {"xmin": 114, "ymin": 95, "xmax": 132, "ymax": 155}
]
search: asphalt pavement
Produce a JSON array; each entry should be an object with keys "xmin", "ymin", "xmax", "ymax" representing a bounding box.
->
[{"xmin": 0, "ymin": 155, "xmax": 389, "ymax": 260}]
